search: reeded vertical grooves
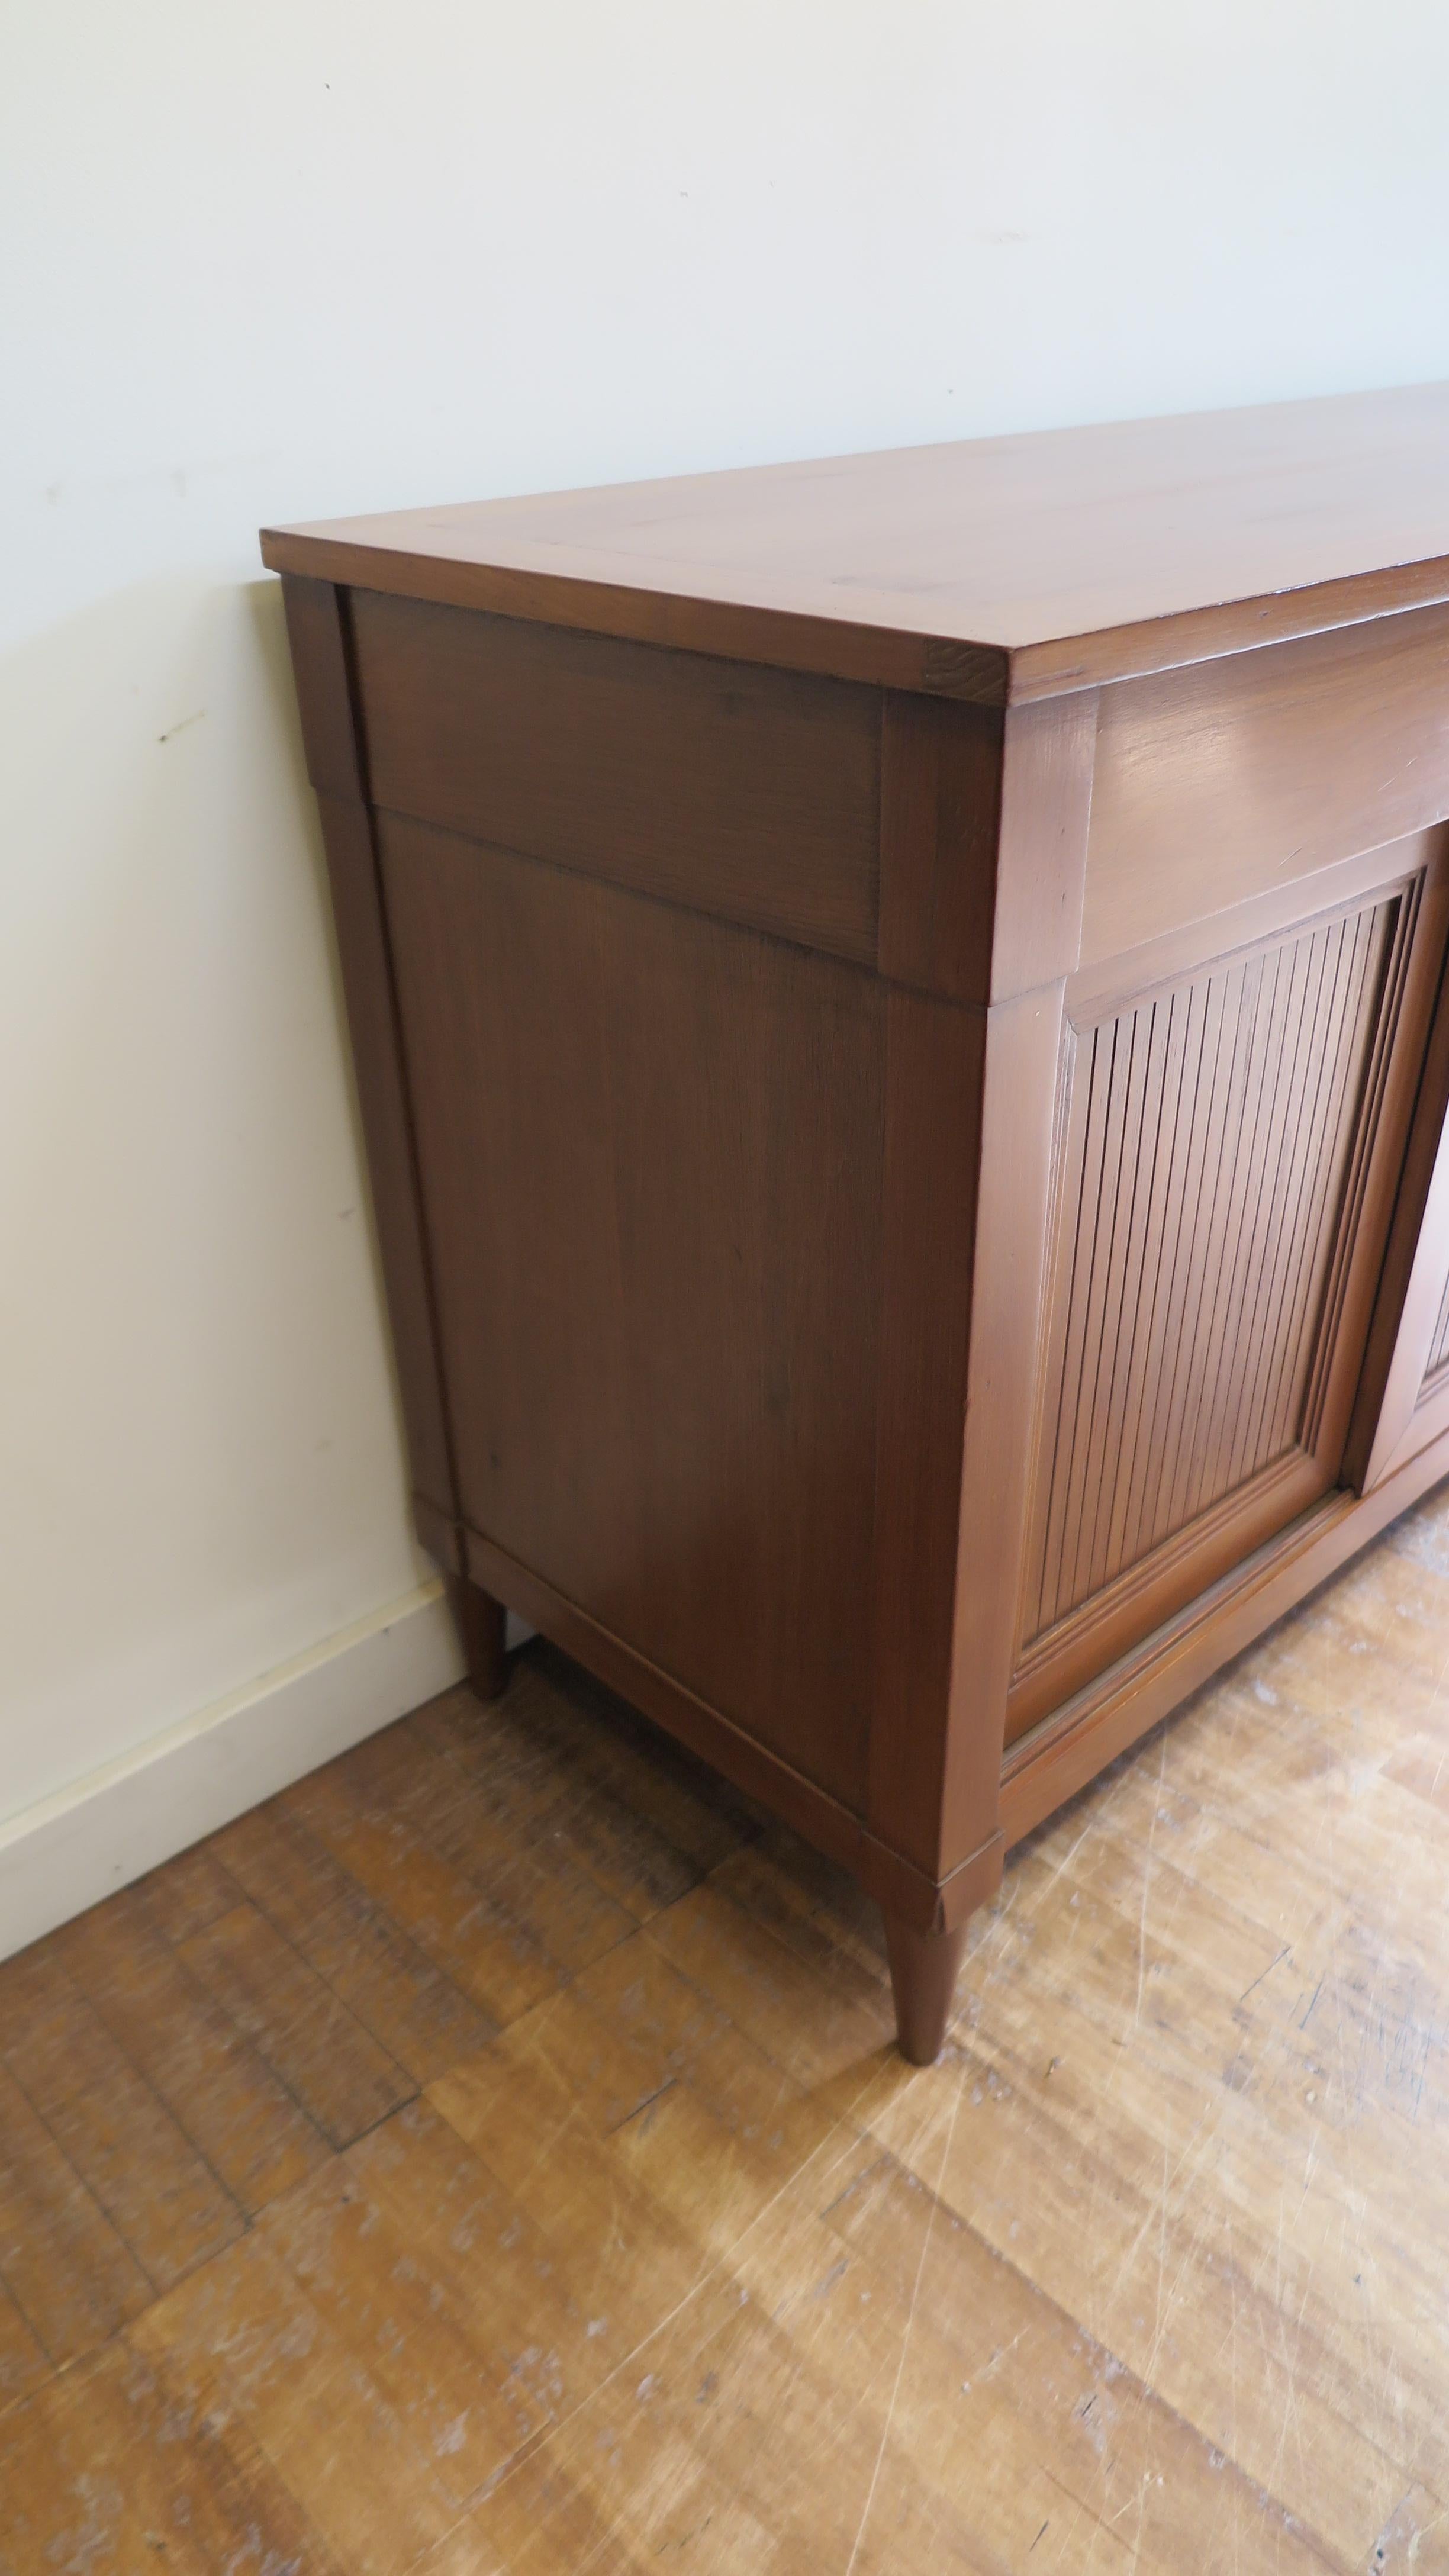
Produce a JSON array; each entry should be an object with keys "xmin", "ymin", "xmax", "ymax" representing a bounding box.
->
[{"xmin": 1024, "ymin": 895, "xmax": 1402, "ymax": 1646}]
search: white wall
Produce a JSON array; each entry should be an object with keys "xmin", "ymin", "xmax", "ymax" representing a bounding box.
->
[{"xmin": 5, "ymin": 0, "xmax": 1449, "ymax": 1852}]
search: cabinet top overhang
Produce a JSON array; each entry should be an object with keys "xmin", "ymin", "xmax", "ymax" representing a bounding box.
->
[{"xmin": 262, "ymin": 381, "xmax": 1449, "ymax": 707}]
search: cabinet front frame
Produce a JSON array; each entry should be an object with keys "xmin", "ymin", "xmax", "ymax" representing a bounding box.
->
[{"xmin": 1350, "ymin": 922, "xmax": 1449, "ymax": 1491}]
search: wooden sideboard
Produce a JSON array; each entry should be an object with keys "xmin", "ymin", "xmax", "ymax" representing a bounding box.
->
[{"xmin": 263, "ymin": 383, "xmax": 1449, "ymax": 2062}]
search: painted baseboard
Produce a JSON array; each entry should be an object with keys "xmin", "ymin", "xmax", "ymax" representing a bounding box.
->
[{"xmin": 0, "ymin": 1580, "xmax": 527, "ymax": 1965}]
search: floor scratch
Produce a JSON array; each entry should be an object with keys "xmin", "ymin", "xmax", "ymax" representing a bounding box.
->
[{"xmin": 842, "ymin": 2065, "xmax": 965, "ymax": 2575}]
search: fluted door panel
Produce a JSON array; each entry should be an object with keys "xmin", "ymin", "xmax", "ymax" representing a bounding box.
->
[{"xmin": 1009, "ymin": 874, "xmax": 1425, "ymax": 1734}]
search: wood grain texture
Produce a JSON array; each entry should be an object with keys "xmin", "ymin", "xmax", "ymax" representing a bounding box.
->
[
  {"xmin": 990, "ymin": 691, "xmax": 1099, "ymax": 1000},
  {"xmin": 7, "ymin": 1528, "xmax": 1449, "ymax": 2569},
  {"xmin": 175, "ymin": 1905, "xmax": 414, "ymax": 2152},
  {"xmin": 876, "ymin": 693, "xmax": 999, "ymax": 999},
  {"xmin": 281, "ymin": 576, "xmax": 459, "ymax": 1536},
  {"xmin": 1084, "ymin": 599, "xmax": 1449, "ymax": 965},
  {"xmin": 460, "ymin": 1520, "xmax": 984, "ymax": 1936},
  {"xmin": 380, "ymin": 812, "xmax": 886, "ymax": 1814},
  {"xmin": 928, "ymin": 698, "xmax": 1100, "ymax": 1885},
  {"xmin": 1030, "ymin": 897, "xmax": 1399, "ymax": 1628},
  {"xmin": 1009, "ymin": 850, "xmax": 1449, "ymax": 1739},
  {"xmin": 445, "ymin": 1573, "xmax": 508, "ymax": 1702},
  {"xmin": 270, "ymin": 389, "xmax": 1449, "ymax": 2057},
  {"xmin": 877, "ymin": 690, "xmax": 1098, "ymax": 1003},
  {"xmin": 0, "ymin": 1950, "xmax": 242, "ymax": 2296},
  {"xmin": 864, "ymin": 991, "xmax": 984, "ymax": 1880},
  {"xmin": 882, "ymin": 1914, "xmax": 970, "ymax": 2066},
  {"xmin": 264, "ymin": 380, "xmax": 1449, "ymax": 701},
  {"xmin": 210, "ymin": 1802, "xmax": 498, "ymax": 2083},
  {"xmin": 1001, "ymin": 1413, "xmax": 1449, "ymax": 1844},
  {"xmin": 0, "ymin": 1643, "xmax": 755, "ymax": 2403},
  {"xmin": 279, "ymin": 568, "xmax": 362, "ymax": 801},
  {"xmin": 52, "ymin": 1888, "xmax": 334, "ymax": 2221},
  {"xmin": 350, "ymin": 590, "xmax": 883, "ymax": 964}
]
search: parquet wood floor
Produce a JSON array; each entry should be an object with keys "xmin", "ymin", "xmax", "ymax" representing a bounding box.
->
[{"xmin": 5, "ymin": 1492, "xmax": 1449, "ymax": 2571}]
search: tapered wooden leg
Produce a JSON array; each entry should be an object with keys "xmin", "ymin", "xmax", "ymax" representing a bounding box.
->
[
  {"xmin": 883, "ymin": 1912, "xmax": 969, "ymax": 2065},
  {"xmin": 445, "ymin": 1573, "xmax": 509, "ymax": 1702}
]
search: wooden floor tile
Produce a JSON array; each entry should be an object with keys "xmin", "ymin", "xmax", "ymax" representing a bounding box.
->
[
  {"xmin": 0, "ymin": 2336, "xmax": 346, "ymax": 2574},
  {"xmin": 644, "ymin": 1878, "xmax": 897, "ymax": 2084},
  {"xmin": 0, "ymin": 2059, "xmax": 153, "ymax": 2370},
  {"xmin": 413, "ymin": 1650, "xmax": 759, "ymax": 1923},
  {"xmin": 211, "ymin": 1801, "xmax": 498, "ymax": 2081},
  {"xmin": 474, "ymin": 1643, "xmax": 762, "ymax": 1876},
  {"xmin": 3, "ymin": 1498, "xmax": 1449, "ymax": 2570},
  {"xmin": 279, "ymin": 1754, "xmax": 567, "ymax": 2027},
  {"xmin": 177, "ymin": 1901, "xmax": 414, "ymax": 2149},
  {"xmin": 0, "ymin": 2276, "xmax": 50, "ymax": 2423},
  {"xmin": 122, "ymin": 1841, "xmax": 245, "ymax": 1946},
  {"xmin": 131, "ymin": 2229, "xmax": 462, "ymax": 2576},
  {"xmin": 0, "ymin": 1945, "xmax": 242, "ymax": 2291},
  {"xmin": 55, "ymin": 1891, "xmax": 331, "ymax": 2216},
  {"xmin": 349, "ymin": 1718, "xmax": 640, "ymax": 1976},
  {"xmin": 348, "ymin": 2097, "xmax": 642, "ymax": 2414}
]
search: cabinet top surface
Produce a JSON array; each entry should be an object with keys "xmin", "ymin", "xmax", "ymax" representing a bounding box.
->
[{"xmin": 262, "ymin": 381, "xmax": 1449, "ymax": 703}]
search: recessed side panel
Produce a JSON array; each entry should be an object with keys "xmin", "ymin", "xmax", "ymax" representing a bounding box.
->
[
  {"xmin": 350, "ymin": 590, "xmax": 883, "ymax": 965},
  {"xmin": 378, "ymin": 812, "xmax": 887, "ymax": 1814},
  {"xmin": 1007, "ymin": 850, "xmax": 1444, "ymax": 1741}
]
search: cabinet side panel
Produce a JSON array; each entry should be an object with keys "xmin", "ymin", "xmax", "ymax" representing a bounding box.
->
[
  {"xmin": 351, "ymin": 591, "xmax": 883, "ymax": 965},
  {"xmin": 877, "ymin": 695, "xmax": 1000, "ymax": 1000},
  {"xmin": 280, "ymin": 572, "xmax": 362, "ymax": 800},
  {"xmin": 279, "ymin": 577, "xmax": 458, "ymax": 1537},
  {"xmin": 379, "ymin": 813, "xmax": 886, "ymax": 1811}
]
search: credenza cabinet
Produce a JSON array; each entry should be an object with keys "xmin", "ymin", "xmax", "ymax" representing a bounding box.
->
[{"xmin": 265, "ymin": 384, "xmax": 1449, "ymax": 2060}]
